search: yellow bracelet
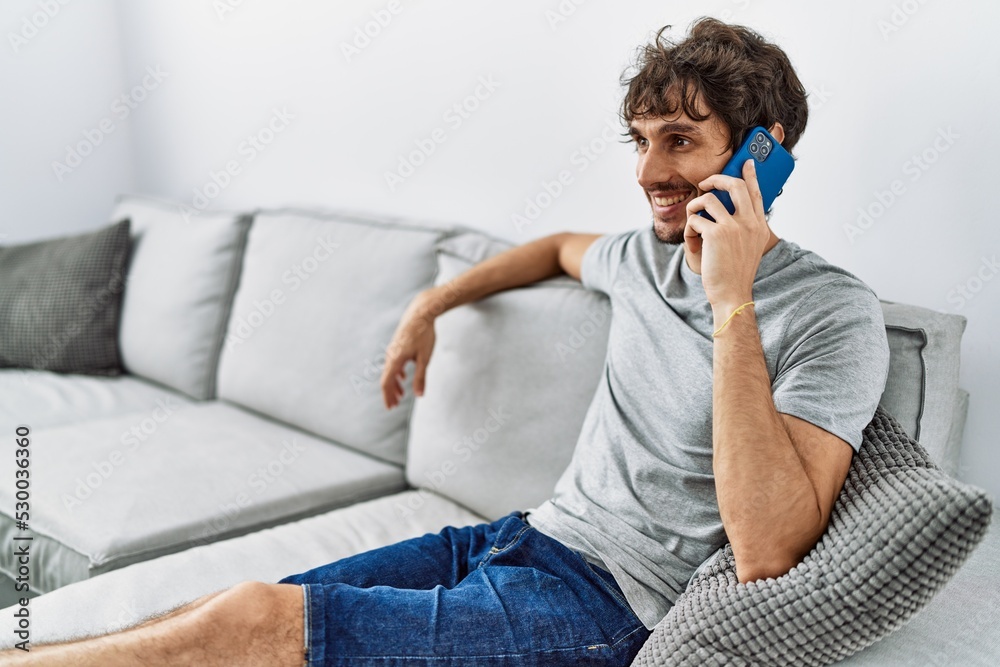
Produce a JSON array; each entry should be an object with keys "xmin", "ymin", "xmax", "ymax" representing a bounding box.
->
[{"xmin": 712, "ymin": 301, "xmax": 755, "ymax": 337}]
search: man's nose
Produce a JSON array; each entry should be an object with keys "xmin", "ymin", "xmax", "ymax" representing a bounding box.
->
[{"xmin": 636, "ymin": 152, "xmax": 674, "ymax": 190}]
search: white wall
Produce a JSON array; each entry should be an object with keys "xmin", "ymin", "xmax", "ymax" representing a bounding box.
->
[
  {"xmin": 0, "ymin": 0, "xmax": 135, "ymax": 243},
  {"xmin": 5, "ymin": 0, "xmax": 999, "ymax": 497}
]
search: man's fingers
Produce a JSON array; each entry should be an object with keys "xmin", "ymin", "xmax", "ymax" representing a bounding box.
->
[
  {"xmin": 687, "ymin": 192, "xmax": 731, "ymax": 221},
  {"xmin": 414, "ymin": 358, "xmax": 427, "ymax": 397},
  {"xmin": 381, "ymin": 375, "xmax": 396, "ymax": 409},
  {"xmin": 684, "ymin": 212, "xmax": 711, "ymax": 237},
  {"xmin": 684, "ymin": 213, "xmax": 712, "ymax": 255},
  {"xmin": 696, "ymin": 173, "xmax": 741, "ymax": 195},
  {"xmin": 742, "ymin": 159, "xmax": 766, "ymax": 219},
  {"xmin": 701, "ymin": 169, "xmax": 755, "ymax": 219},
  {"xmin": 381, "ymin": 352, "xmax": 406, "ymax": 409}
]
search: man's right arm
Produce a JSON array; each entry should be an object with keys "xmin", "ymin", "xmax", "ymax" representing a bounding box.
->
[{"xmin": 380, "ymin": 232, "xmax": 601, "ymax": 408}]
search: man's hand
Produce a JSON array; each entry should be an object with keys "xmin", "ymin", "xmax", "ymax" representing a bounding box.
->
[
  {"xmin": 683, "ymin": 159, "xmax": 771, "ymax": 312},
  {"xmin": 380, "ymin": 292, "xmax": 437, "ymax": 410}
]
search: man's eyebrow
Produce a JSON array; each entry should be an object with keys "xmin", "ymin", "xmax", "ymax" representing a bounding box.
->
[{"xmin": 628, "ymin": 122, "xmax": 702, "ymax": 137}]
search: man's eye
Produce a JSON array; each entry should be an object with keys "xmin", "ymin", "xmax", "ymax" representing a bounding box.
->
[
  {"xmin": 673, "ymin": 137, "xmax": 690, "ymax": 147},
  {"xmin": 633, "ymin": 137, "xmax": 648, "ymax": 150}
]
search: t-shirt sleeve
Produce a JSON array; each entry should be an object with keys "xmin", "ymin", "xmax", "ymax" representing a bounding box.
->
[
  {"xmin": 580, "ymin": 231, "xmax": 634, "ymax": 295},
  {"xmin": 771, "ymin": 278, "xmax": 890, "ymax": 451}
]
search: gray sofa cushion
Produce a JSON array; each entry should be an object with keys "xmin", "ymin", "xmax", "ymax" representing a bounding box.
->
[
  {"xmin": 831, "ymin": 507, "xmax": 999, "ymax": 666},
  {"xmin": 0, "ymin": 369, "xmax": 192, "ymax": 438},
  {"xmin": 879, "ymin": 301, "xmax": 967, "ymax": 470},
  {"xmin": 0, "ymin": 220, "xmax": 130, "ymax": 375},
  {"xmin": 0, "ymin": 490, "xmax": 486, "ymax": 648},
  {"xmin": 111, "ymin": 196, "xmax": 250, "ymax": 400},
  {"xmin": 941, "ymin": 389, "xmax": 969, "ymax": 478},
  {"xmin": 0, "ymin": 401, "xmax": 406, "ymax": 593},
  {"xmin": 216, "ymin": 209, "xmax": 447, "ymax": 466},
  {"xmin": 405, "ymin": 231, "xmax": 610, "ymax": 520},
  {"xmin": 629, "ymin": 406, "xmax": 993, "ymax": 667}
]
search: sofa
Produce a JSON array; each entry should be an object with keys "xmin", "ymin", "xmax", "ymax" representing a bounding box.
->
[{"xmin": 0, "ymin": 195, "xmax": 995, "ymax": 664}]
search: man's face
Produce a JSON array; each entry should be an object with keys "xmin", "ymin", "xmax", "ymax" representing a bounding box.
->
[{"xmin": 628, "ymin": 99, "xmax": 733, "ymax": 245}]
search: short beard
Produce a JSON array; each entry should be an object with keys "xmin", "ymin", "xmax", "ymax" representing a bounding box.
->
[{"xmin": 651, "ymin": 218, "xmax": 685, "ymax": 245}]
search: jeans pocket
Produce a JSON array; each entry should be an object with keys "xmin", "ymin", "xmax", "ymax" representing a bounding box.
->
[
  {"xmin": 589, "ymin": 565, "xmax": 633, "ymax": 613},
  {"xmin": 571, "ymin": 552, "xmax": 641, "ymax": 627},
  {"xmin": 477, "ymin": 513, "xmax": 532, "ymax": 568}
]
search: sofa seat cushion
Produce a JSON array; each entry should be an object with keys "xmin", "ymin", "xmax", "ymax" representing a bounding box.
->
[
  {"xmin": 0, "ymin": 402, "xmax": 406, "ymax": 594},
  {"xmin": 831, "ymin": 521, "xmax": 999, "ymax": 664},
  {"xmin": 1, "ymin": 495, "xmax": 997, "ymax": 666},
  {"xmin": 0, "ymin": 490, "xmax": 486, "ymax": 647},
  {"xmin": 216, "ymin": 209, "xmax": 449, "ymax": 466},
  {"xmin": 0, "ymin": 369, "xmax": 192, "ymax": 436}
]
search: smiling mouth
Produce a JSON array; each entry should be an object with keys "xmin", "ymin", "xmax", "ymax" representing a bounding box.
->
[{"xmin": 651, "ymin": 190, "xmax": 695, "ymax": 207}]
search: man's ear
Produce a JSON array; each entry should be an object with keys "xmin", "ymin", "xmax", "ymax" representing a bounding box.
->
[{"xmin": 768, "ymin": 121, "xmax": 786, "ymax": 145}]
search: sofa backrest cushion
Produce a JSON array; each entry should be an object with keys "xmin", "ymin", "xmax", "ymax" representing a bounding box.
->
[
  {"xmin": 941, "ymin": 388, "xmax": 970, "ymax": 477},
  {"xmin": 406, "ymin": 231, "xmax": 610, "ymax": 520},
  {"xmin": 111, "ymin": 196, "xmax": 250, "ymax": 400},
  {"xmin": 405, "ymin": 229, "xmax": 971, "ymax": 519},
  {"xmin": 216, "ymin": 209, "xmax": 446, "ymax": 466},
  {"xmin": 879, "ymin": 300, "xmax": 967, "ymax": 470}
]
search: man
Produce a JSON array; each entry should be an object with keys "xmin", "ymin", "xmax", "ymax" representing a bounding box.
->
[{"xmin": 4, "ymin": 17, "xmax": 888, "ymax": 667}]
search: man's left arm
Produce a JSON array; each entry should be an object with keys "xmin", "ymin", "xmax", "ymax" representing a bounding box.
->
[
  {"xmin": 710, "ymin": 306, "xmax": 854, "ymax": 583},
  {"xmin": 685, "ymin": 159, "xmax": 887, "ymax": 584}
]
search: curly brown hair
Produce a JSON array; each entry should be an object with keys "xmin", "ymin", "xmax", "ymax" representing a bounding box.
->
[{"xmin": 620, "ymin": 17, "xmax": 809, "ymax": 157}]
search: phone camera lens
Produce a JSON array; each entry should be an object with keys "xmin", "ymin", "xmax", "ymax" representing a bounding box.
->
[
  {"xmin": 760, "ymin": 145, "xmax": 770, "ymax": 157},
  {"xmin": 755, "ymin": 133, "xmax": 766, "ymax": 143},
  {"xmin": 749, "ymin": 143, "xmax": 759, "ymax": 154}
]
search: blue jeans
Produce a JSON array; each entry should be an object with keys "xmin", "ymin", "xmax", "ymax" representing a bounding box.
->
[{"xmin": 276, "ymin": 510, "xmax": 650, "ymax": 666}]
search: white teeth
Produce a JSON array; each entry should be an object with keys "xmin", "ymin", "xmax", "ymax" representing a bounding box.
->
[{"xmin": 653, "ymin": 192, "xmax": 691, "ymax": 206}]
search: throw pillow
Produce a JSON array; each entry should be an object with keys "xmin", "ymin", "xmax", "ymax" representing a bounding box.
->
[
  {"xmin": 0, "ymin": 220, "xmax": 130, "ymax": 375},
  {"xmin": 630, "ymin": 406, "xmax": 993, "ymax": 667}
]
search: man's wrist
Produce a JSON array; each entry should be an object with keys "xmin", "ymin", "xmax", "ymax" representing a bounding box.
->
[
  {"xmin": 711, "ymin": 297, "xmax": 755, "ymax": 326},
  {"xmin": 414, "ymin": 284, "xmax": 459, "ymax": 321}
]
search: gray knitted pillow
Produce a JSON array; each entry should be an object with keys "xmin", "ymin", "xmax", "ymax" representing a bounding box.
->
[
  {"xmin": 0, "ymin": 220, "xmax": 130, "ymax": 375},
  {"xmin": 630, "ymin": 406, "xmax": 993, "ymax": 667}
]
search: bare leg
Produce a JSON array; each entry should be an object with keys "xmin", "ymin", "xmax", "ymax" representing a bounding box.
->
[
  {"xmin": 119, "ymin": 588, "xmax": 228, "ymax": 632},
  {"xmin": 0, "ymin": 581, "xmax": 306, "ymax": 667}
]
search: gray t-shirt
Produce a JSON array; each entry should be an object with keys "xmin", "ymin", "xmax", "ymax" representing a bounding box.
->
[{"xmin": 525, "ymin": 227, "xmax": 890, "ymax": 630}]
